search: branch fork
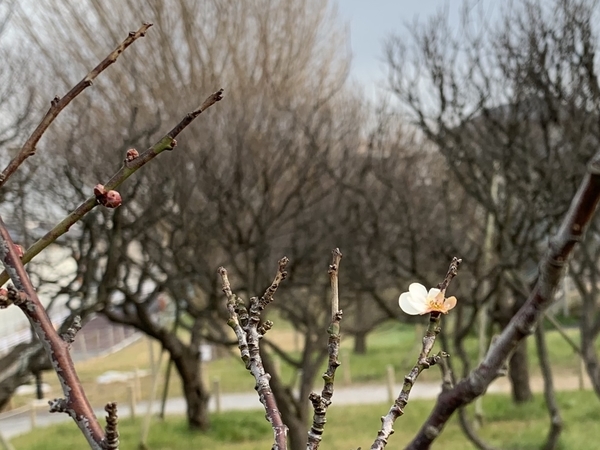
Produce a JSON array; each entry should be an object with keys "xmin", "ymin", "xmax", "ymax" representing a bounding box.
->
[{"xmin": 219, "ymin": 258, "xmax": 289, "ymax": 450}]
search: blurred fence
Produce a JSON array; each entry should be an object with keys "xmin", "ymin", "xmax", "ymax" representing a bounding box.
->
[{"xmin": 0, "ymin": 311, "xmax": 140, "ymax": 361}]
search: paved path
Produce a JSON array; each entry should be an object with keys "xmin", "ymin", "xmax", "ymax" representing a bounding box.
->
[{"xmin": 0, "ymin": 377, "xmax": 519, "ymax": 440}]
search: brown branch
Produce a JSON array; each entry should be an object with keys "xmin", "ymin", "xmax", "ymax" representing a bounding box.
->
[
  {"xmin": 406, "ymin": 151, "xmax": 600, "ymax": 449},
  {"xmin": 219, "ymin": 258, "xmax": 289, "ymax": 450},
  {"xmin": 0, "ymin": 88, "xmax": 223, "ymax": 287},
  {"xmin": 307, "ymin": 248, "xmax": 343, "ymax": 450},
  {"xmin": 0, "ymin": 23, "xmax": 153, "ymax": 188},
  {"xmin": 0, "ymin": 217, "xmax": 107, "ymax": 450},
  {"xmin": 370, "ymin": 257, "xmax": 461, "ymax": 450}
]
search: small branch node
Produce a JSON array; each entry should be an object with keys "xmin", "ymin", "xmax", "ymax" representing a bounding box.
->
[
  {"xmin": 258, "ymin": 320, "xmax": 273, "ymax": 336},
  {"xmin": 104, "ymin": 402, "xmax": 120, "ymax": 450},
  {"xmin": 164, "ymin": 138, "xmax": 177, "ymax": 151},
  {"xmin": 61, "ymin": 316, "xmax": 82, "ymax": 344},
  {"xmin": 48, "ymin": 398, "xmax": 68, "ymax": 413},
  {"xmin": 7, "ymin": 285, "xmax": 28, "ymax": 306}
]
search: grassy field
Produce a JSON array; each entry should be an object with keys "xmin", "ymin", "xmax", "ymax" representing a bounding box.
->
[
  {"xmin": 11, "ymin": 390, "xmax": 600, "ymax": 449},
  {"xmin": 5, "ymin": 318, "xmax": 592, "ymax": 411}
]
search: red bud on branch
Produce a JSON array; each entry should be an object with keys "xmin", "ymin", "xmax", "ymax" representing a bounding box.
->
[
  {"xmin": 93, "ymin": 184, "xmax": 122, "ymax": 208},
  {"xmin": 125, "ymin": 148, "xmax": 139, "ymax": 162}
]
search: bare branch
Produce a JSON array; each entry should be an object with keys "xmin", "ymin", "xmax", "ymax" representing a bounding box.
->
[
  {"xmin": 307, "ymin": 248, "xmax": 343, "ymax": 450},
  {"xmin": 329, "ymin": 247, "xmax": 342, "ymax": 318},
  {"xmin": 0, "ymin": 217, "xmax": 106, "ymax": 449},
  {"xmin": 406, "ymin": 152, "xmax": 600, "ymax": 449},
  {"xmin": 371, "ymin": 257, "xmax": 461, "ymax": 450},
  {"xmin": 0, "ymin": 88, "xmax": 223, "ymax": 286},
  {"xmin": 0, "ymin": 22, "xmax": 152, "ymax": 188},
  {"xmin": 219, "ymin": 259, "xmax": 289, "ymax": 450}
]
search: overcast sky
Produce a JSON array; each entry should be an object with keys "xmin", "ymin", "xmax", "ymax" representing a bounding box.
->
[{"xmin": 336, "ymin": 0, "xmax": 496, "ymax": 96}]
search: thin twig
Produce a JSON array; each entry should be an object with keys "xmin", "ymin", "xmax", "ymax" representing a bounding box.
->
[
  {"xmin": 0, "ymin": 89, "xmax": 223, "ymax": 287},
  {"xmin": 406, "ymin": 151, "xmax": 600, "ymax": 449},
  {"xmin": 0, "ymin": 23, "xmax": 152, "ymax": 188},
  {"xmin": 219, "ymin": 258, "xmax": 289, "ymax": 450},
  {"xmin": 0, "ymin": 217, "xmax": 107, "ymax": 450},
  {"xmin": 370, "ymin": 257, "xmax": 461, "ymax": 450},
  {"xmin": 307, "ymin": 248, "xmax": 343, "ymax": 450}
]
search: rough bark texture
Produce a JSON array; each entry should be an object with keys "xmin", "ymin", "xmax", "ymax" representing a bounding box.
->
[{"xmin": 261, "ymin": 347, "xmax": 308, "ymax": 450}]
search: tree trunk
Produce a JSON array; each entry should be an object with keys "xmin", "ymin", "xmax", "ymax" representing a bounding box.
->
[
  {"xmin": 353, "ymin": 331, "xmax": 367, "ymax": 354},
  {"xmin": 579, "ymin": 301, "xmax": 600, "ymax": 397},
  {"xmin": 534, "ymin": 324, "xmax": 562, "ymax": 450},
  {"xmin": 353, "ymin": 296, "xmax": 368, "ymax": 354},
  {"xmin": 582, "ymin": 342, "xmax": 600, "ymax": 396},
  {"xmin": 508, "ymin": 339, "xmax": 533, "ymax": 403},
  {"xmin": 173, "ymin": 351, "xmax": 210, "ymax": 431},
  {"xmin": 496, "ymin": 287, "xmax": 533, "ymax": 403}
]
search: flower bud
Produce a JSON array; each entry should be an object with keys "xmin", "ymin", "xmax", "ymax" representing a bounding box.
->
[
  {"xmin": 94, "ymin": 184, "xmax": 107, "ymax": 197},
  {"xmin": 125, "ymin": 148, "xmax": 139, "ymax": 162},
  {"xmin": 103, "ymin": 190, "xmax": 122, "ymax": 208}
]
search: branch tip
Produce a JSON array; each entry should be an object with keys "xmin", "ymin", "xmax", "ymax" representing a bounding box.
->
[{"xmin": 104, "ymin": 402, "xmax": 119, "ymax": 450}]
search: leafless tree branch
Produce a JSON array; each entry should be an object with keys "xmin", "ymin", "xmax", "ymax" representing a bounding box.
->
[
  {"xmin": 0, "ymin": 22, "xmax": 152, "ymax": 188},
  {"xmin": 307, "ymin": 248, "xmax": 343, "ymax": 450},
  {"xmin": 370, "ymin": 257, "xmax": 461, "ymax": 450},
  {"xmin": 0, "ymin": 216, "xmax": 107, "ymax": 449},
  {"xmin": 219, "ymin": 258, "xmax": 290, "ymax": 450},
  {"xmin": 0, "ymin": 88, "xmax": 223, "ymax": 286}
]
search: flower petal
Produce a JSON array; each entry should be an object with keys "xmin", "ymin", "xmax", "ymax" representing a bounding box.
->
[
  {"xmin": 427, "ymin": 288, "xmax": 441, "ymax": 300},
  {"xmin": 408, "ymin": 283, "xmax": 428, "ymax": 301},
  {"xmin": 399, "ymin": 292, "xmax": 427, "ymax": 315},
  {"xmin": 442, "ymin": 296, "xmax": 456, "ymax": 314},
  {"xmin": 443, "ymin": 296, "xmax": 457, "ymax": 313}
]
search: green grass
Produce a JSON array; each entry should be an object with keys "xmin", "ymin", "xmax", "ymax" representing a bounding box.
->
[
  {"xmin": 10, "ymin": 318, "xmax": 591, "ymax": 412},
  {"xmin": 11, "ymin": 390, "xmax": 600, "ymax": 449}
]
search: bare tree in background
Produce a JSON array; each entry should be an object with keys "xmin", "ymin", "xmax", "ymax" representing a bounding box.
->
[
  {"xmin": 385, "ymin": 0, "xmax": 600, "ymax": 407},
  {"xmin": 13, "ymin": 1, "xmax": 381, "ymax": 446}
]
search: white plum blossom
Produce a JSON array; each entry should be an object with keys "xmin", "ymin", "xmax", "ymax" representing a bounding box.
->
[{"xmin": 398, "ymin": 282, "xmax": 457, "ymax": 315}]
